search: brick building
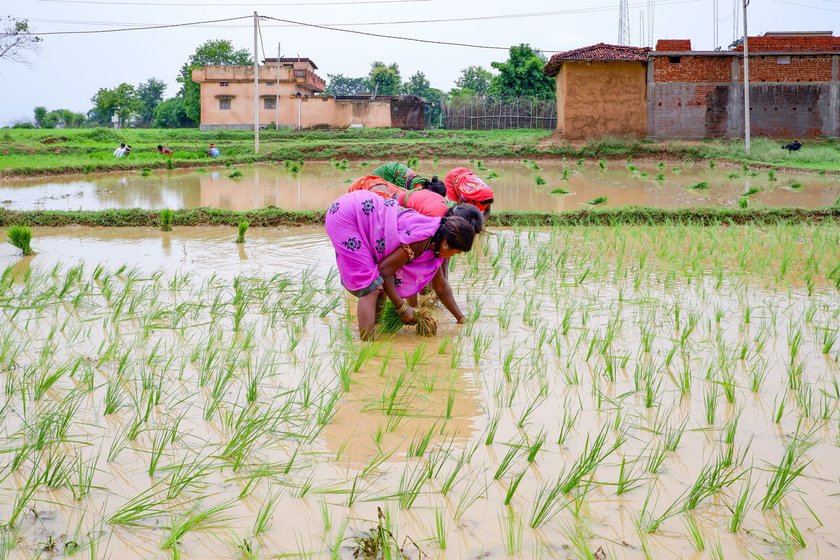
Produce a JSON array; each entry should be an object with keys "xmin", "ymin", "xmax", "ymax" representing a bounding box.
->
[
  {"xmin": 192, "ymin": 57, "xmax": 425, "ymax": 130},
  {"xmin": 649, "ymin": 32, "xmax": 840, "ymax": 139},
  {"xmin": 545, "ymin": 32, "xmax": 840, "ymax": 139},
  {"xmin": 544, "ymin": 44, "xmax": 650, "ymax": 139}
]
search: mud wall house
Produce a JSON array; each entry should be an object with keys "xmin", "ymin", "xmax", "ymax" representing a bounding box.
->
[
  {"xmin": 543, "ymin": 44, "xmax": 650, "ymax": 139},
  {"xmin": 648, "ymin": 33, "xmax": 840, "ymax": 139},
  {"xmin": 191, "ymin": 58, "xmax": 424, "ymax": 130}
]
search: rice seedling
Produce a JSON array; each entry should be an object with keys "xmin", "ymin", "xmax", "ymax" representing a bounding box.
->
[
  {"xmin": 534, "ymin": 175, "xmax": 546, "ymax": 186},
  {"xmin": 683, "ymin": 514, "xmax": 705, "ymax": 551},
  {"xmin": 6, "ymin": 224, "xmax": 35, "ymax": 257},
  {"xmin": 761, "ymin": 434, "xmax": 812, "ymax": 510},
  {"xmin": 729, "ymin": 473, "xmax": 752, "ymax": 532},
  {"xmin": 160, "ymin": 209, "xmax": 174, "ymax": 232},
  {"xmin": 551, "ymin": 188, "xmax": 570, "ymax": 195},
  {"xmin": 598, "ymin": 160, "xmax": 606, "ymax": 170},
  {"xmin": 406, "ymin": 156, "xmax": 419, "ymax": 168},
  {"xmin": 161, "ymin": 501, "xmax": 233, "ymax": 550},
  {"xmin": 767, "ymin": 170, "xmax": 777, "ymax": 182},
  {"xmin": 229, "ymin": 168, "xmax": 243, "ymax": 178},
  {"xmin": 500, "ymin": 508, "xmax": 522, "ymax": 555},
  {"xmin": 788, "ymin": 181, "xmax": 803, "ymax": 190},
  {"xmin": 236, "ymin": 220, "xmax": 249, "ymax": 244},
  {"xmin": 688, "ymin": 181, "xmax": 709, "ymax": 191},
  {"xmin": 744, "ymin": 186, "xmax": 762, "ymax": 196},
  {"xmin": 587, "ymin": 196, "xmax": 608, "ymax": 206}
]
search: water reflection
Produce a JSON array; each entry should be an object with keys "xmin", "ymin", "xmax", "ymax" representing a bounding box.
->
[{"xmin": 1, "ymin": 160, "xmax": 837, "ymax": 211}]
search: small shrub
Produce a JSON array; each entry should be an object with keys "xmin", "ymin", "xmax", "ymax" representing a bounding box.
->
[
  {"xmin": 236, "ymin": 220, "xmax": 249, "ymax": 244},
  {"xmin": 6, "ymin": 225, "xmax": 33, "ymax": 256},
  {"xmin": 160, "ymin": 209, "xmax": 174, "ymax": 232}
]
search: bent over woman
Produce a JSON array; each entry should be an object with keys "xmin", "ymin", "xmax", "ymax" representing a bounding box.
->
[
  {"xmin": 444, "ymin": 167, "xmax": 495, "ymax": 216},
  {"xmin": 325, "ymin": 191, "xmax": 474, "ymax": 339},
  {"xmin": 373, "ymin": 162, "xmax": 446, "ymax": 196}
]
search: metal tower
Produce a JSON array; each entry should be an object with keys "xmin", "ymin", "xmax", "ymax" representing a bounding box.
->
[{"xmin": 618, "ymin": 0, "xmax": 630, "ymax": 45}]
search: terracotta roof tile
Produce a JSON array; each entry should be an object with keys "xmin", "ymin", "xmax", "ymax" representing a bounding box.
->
[{"xmin": 544, "ymin": 43, "xmax": 650, "ymax": 76}]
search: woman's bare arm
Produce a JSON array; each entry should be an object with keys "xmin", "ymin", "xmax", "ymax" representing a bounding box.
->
[{"xmin": 431, "ymin": 266, "xmax": 465, "ymax": 322}]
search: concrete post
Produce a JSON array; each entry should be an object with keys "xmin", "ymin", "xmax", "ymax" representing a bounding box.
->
[
  {"xmin": 729, "ymin": 56, "xmax": 743, "ymax": 138},
  {"xmin": 646, "ymin": 58, "xmax": 655, "ymax": 138},
  {"xmin": 830, "ymin": 55, "xmax": 839, "ymax": 137}
]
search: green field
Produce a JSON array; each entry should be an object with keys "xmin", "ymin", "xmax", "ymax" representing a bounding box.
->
[{"xmin": 2, "ymin": 128, "xmax": 838, "ymax": 177}]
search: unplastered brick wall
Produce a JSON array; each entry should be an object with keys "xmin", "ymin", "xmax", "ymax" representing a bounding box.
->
[
  {"xmin": 734, "ymin": 35, "xmax": 840, "ymax": 53},
  {"xmin": 745, "ymin": 56, "xmax": 833, "ymax": 82},
  {"xmin": 653, "ymin": 56, "xmax": 733, "ymax": 83}
]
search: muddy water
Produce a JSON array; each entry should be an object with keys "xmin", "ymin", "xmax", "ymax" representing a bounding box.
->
[
  {"xmin": 0, "ymin": 225, "xmax": 839, "ymax": 559},
  {"xmin": 1, "ymin": 159, "xmax": 838, "ymax": 211}
]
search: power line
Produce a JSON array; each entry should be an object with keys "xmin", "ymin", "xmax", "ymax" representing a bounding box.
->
[
  {"xmin": 28, "ymin": 15, "xmax": 253, "ymax": 35},
  {"xmin": 35, "ymin": 0, "xmax": 430, "ymax": 5},
  {"xmin": 770, "ymin": 0, "xmax": 840, "ymax": 10},
  {"xmin": 21, "ymin": 0, "xmax": 701, "ymax": 31}
]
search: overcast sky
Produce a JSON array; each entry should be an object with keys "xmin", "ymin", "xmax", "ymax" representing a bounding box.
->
[{"xmin": 1, "ymin": 0, "xmax": 837, "ymax": 125}]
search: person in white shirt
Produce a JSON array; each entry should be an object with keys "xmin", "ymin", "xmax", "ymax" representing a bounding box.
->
[{"xmin": 114, "ymin": 143, "xmax": 126, "ymax": 158}]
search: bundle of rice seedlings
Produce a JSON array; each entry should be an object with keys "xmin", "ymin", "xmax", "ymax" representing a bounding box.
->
[
  {"xmin": 414, "ymin": 308, "xmax": 438, "ymax": 337},
  {"xmin": 379, "ymin": 302, "xmax": 405, "ymax": 334},
  {"xmin": 160, "ymin": 209, "xmax": 173, "ymax": 232},
  {"xmin": 6, "ymin": 225, "xmax": 33, "ymax": 256}
]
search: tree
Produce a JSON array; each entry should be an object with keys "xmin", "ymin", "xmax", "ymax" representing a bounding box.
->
[
  {"xmin": 402, "ymin": 71, "xmax": 443, "ymax": 126},
  {"xmin": 489, "ymin": 44, "xmax": 554, "ymax": 99},
  {"xmin": 34, "ymin": 106, "xmax": 48, "ymax": 128},
  {"xmin": 0, "ymin": 17, "xmax": 42, "ymax": 66},
  {"xmin": 136, "ymin": 78, "xmax": 167, "ymax": 127},
  {"xmin": 325, "ymin": 73, "xmax": 368, "ymax": 96},
  {"xmin": 153, "ymin": 97, "xmax": 192, "ymax": 128},
  {"xmin": 453, "ymin": 66, "xmax": 493, "ymax": 96},
  {"xmin": 89, "ymin": 83, "xmax": 141, "ymax": 127},
  {"xmin": 367, "ymin": 61, "xmax": 401, "ymax": 96},
  {"xmin": 177, "ymin": 39, "xmax": 252, "ymax": 124}
]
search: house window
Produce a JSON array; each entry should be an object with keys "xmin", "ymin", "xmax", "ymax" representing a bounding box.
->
[
  {"xmin": 668, "ymin": 56, "xmax": 682, "ymax": 63},
  {"xmin": 219, "ymin": 98, "xmax": 231, "ymax": 110},
  {"xmin": 294, "ymin": 69, "xmax": 306, "ymax": 78},
  {"xmin": 777, "ymin": 56, "xmax": 791, "ymax": 65},
  {"xmin": 264, "ymin": 97, "xmax": 276, "ymax": 110},
  {"xmin": 220, "ymin": 81, "xmax": 229, "ymax": 86}
]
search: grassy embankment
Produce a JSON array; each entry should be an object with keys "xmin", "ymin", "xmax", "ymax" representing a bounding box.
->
[
  {"xmin": 1, "ymin": 128, "xmax": 838, "ymax": 177},
  {"xmin": 1, "ymin": 206, "xmax": 837, "ymax": 228}
]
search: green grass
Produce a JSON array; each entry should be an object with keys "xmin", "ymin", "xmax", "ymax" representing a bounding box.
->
[{"xmin": 2, "ymin": 129, "xmax": 839, "ymax": 177}]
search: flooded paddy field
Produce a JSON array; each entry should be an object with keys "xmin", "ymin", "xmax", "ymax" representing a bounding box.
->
[
  {"xmin": 0, "ymin": 223, "xmax": 839, "ymax": 559},
  {"xmin": 1, "ymin": 159, "xmax": 837, "ymax": 212}
]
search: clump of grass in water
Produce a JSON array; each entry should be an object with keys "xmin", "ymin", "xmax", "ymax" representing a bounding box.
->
[
  {"xmin": 598, "ymin": 160, "xmax": 606, "ymax": 170},
  {"xmin": 551, "ymin": 188, "xmax": 570, "ymax": 195},
  {"xmin": 236, "ymin": 220, "xmax": 249, "ymax": 244},
  {"xmin": 744, "ymin": 186, "xmax": 762, "ymax": 196},
  {"xmin": 487, "ymin": 171, "xmax": 499, "ymax": 179},
  {"xmin": 587, "ymin": 196, "xmax": 607, "ymax": 206},
  {"xmin": 160, "ymin": 209, "xmax": 173, "ymax": 232},
  {"xmin": 476, "ymin": 160, "xmax": 487, "ymax": 171},
  {"xmin": 194, "ymin": 167, "xmax": 206, "ymax": 173},
  {"xmin": 166, "ymin": 158, "xmax": 174, "ymax": 170},
  {"xmin": 767, "ymin": 170, "xmax": 777, "ymax": 182},
  {"xmin": 655, "ymin": 173, "xmax": 665, "ymax": 182},
  {"xmin": 229, "ymin": 169, "xmax": 243, "ymax": 179},
  {"xmin": 284, "ymin": 159, "xmax": 303, "ymax": 173},
  {"xmin": 406, "ymin": 156, "xmax": 419, "ymax": 168},
  {"xmin": 728, "ymin": 172, "xmax": 740, "ymax": 179},
  {"xmin": 738, "ymin": 197, "xmax": 748, "ymax": 208},
  {"xmin": 6, "ymin": 225, "xmax": 33, "ymax": 256},
  {"xmin": 788, "ymin": 182, "xmax": 803, "ymax": 190},
  {"xmin": 688, "ymin": 181, "xmax": 709, "ymax": 191},
  {"xmin": 534, "ymin": 175, "xmax": 546, "ymax": 186},
  {"xmin": 709, "ymin": 160, "xmax": 716, "ymax": 169},
  {"xmin": 140, "ymin": 168, "xmax": 151, "ymax": 177}
]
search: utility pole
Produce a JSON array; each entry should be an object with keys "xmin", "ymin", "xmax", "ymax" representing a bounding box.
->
[
  {"xmin": 743, "ymin": 0, "xmax": 751, "ymax": 155},
  {"xmin": 275, "ymin": 43, "xmax": 281, "ymax": 130},
  {"xmin": 253, "ymin": 11, "xmax": 260, "ymax": 154},
  {"xmin": 713, "ymin": 0, "xmax": 719, "ymax": 49}
]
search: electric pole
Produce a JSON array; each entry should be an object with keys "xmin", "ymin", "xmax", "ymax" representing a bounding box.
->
[
  {"xmin": 743, "ymin": 0, "xmax": 750, "ymax": 155},
  {"xmin": 253, "ymin": 11, "xmax": 260, "ymax": 154}
]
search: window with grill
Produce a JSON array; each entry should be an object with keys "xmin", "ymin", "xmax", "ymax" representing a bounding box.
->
[
  {"xmin": 219, "ymin": 98, "xmax": 231, "ymax": 110},
  {"xmin": 264, "ymin": 97, "xmax": 276, "ymax": 110}
]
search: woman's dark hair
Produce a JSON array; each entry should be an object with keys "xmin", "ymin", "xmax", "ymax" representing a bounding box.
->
[
  {"xmin": 425, "ymin": 175, "xmax": 446, "ymax": 197},
  {"xmin": 157, "ymin": 145, "xmax": 163, "ymax": 150},
  {"xmin": 445, "ymin": 203, "xmax": 484, "ymax": 234},
  {"xmin": 432, "ymin": 215, "xmax": 475, "ymax": 254}
]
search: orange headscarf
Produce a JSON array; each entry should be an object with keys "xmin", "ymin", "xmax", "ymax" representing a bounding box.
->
[
  {"xmin": 444, "ymin": 168, "xmax": 494, "ymax": 212},
  {"xmin": 348, "ymin": 175, "xmax": 405, "ymax": 199}
]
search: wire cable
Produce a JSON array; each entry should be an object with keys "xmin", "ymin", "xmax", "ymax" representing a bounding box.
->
[
  {"xmin": 35, "ymin": 0, "xmax": 430, "ymax": 5},
  {"xmin": 27, "ymin": 15, "xmax": 253, "ymax": 35}
]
